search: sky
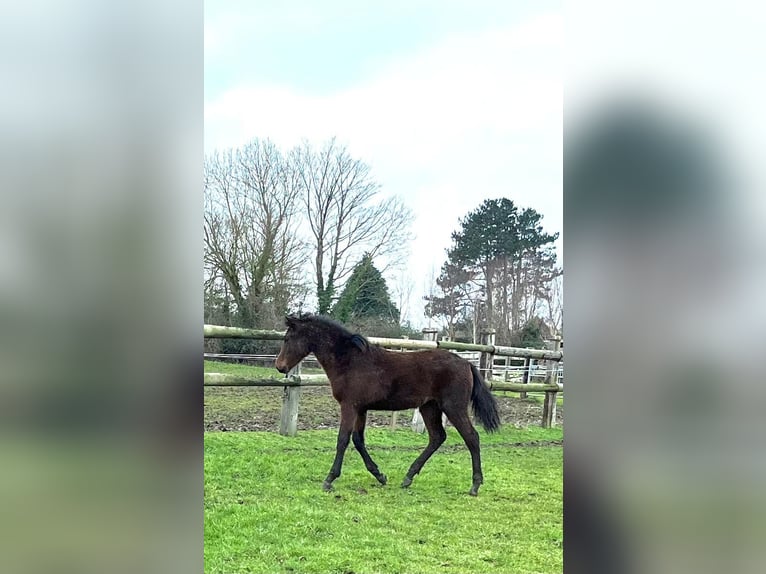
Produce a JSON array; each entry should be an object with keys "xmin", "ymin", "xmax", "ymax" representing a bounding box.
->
[{"xmin": 205, "ymin": 1, "xmax": 563, "ymax": 328}]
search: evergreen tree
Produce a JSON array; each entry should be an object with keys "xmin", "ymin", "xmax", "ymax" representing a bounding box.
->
[
  {"xmin": 513, "ymin": 317, "xmax": 551, "ymax": 349},
  {"xmin": 332, "ymin": 254, "xmax": 400, "ymax": 327}
]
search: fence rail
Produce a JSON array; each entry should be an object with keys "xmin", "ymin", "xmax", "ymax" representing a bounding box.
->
[
  {"xmin": 203, "ymin": 372, "xmax": 562, "ymax": 393},
  {"xmin": 203, "ymin": 324, "xmax": 563, "ymax": 361},
  {"xmin": 204, "ymin": 352, "xmax": 559, "ymax": 381},
  {"xmin": 203, "ymin": 325, "xmax": 284, "ymax": 340},
  {"xmin": 203, "ymin": 324, "xmax": 562, "ymax": 435}
]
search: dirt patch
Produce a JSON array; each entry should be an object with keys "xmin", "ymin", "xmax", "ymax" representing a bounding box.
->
[{"xmin": 204, "ymin": 386, "xmax": 562, "ymax": 432}]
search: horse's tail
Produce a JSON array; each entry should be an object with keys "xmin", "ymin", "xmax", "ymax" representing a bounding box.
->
[{"xmin": 470, "ymin": 364, "xmax": 501, "ymax": 432}]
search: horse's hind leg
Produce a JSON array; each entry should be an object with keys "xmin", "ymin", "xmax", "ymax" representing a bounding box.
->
[
  {"xmin": 443, "ymin": 409, "xmax": 483, "ymax": 496},
  {"xmin": 352, "ymin": 411, "xmax": 387, "ymax": 485},
  {"xmin": 402, "ymin": 401, "xmax": 447, "ymax": 488}
]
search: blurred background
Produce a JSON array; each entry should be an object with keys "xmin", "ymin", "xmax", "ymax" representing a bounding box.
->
[
  {"xmin": 0, "ymin": 1, "xmax": 202, "ymax": 573},
  {"xmin": 566, "ymin": 1, "xmax": 766, "ymax": 573}
]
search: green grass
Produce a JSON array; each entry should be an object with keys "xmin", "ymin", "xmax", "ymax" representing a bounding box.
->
[
  {"xmin": 205, "ymin": 426, "xmax": 562, "ymax": 574},
  {"xmin": 205, "ymin": 360, "xmax": 287, "ymax": 378},
  {"xmin": 205, "ymin": 358, "xmax": 563, "ymax": 572}
]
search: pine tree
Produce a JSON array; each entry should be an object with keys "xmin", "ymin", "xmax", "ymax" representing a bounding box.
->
[
  {"xmin": 447, "ymin": 198, "xmax": 559, "ymax": 342},
  {"xmin": 332, "ymin": 254, "xmax": 400, "ymax": 327}
]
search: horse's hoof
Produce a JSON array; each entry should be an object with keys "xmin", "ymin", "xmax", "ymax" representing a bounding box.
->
[
  {"xmin": 470, "ymin": 476, "xmax": 482, "ymax": 496},
  {"xmin": 401, "ymin": 476, "xmax": 412, "ymax": 488},
  {"xmin": 377, "ymin": 473, "xmax": 387, "ymax": 486},
  {"xmin": 322, "ymin": 481, "xmax": 333, "ymax": 492}
]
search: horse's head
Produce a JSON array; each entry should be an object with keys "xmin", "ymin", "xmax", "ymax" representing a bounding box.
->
[{"xmin": 275, "ymin": 314, "xmax": 312, "ymax": 374}]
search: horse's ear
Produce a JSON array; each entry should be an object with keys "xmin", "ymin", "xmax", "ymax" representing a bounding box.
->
[
  {"xmin": 285, "ymin": 315, "xmax": 297, "ymax": 329},
  {"xmin": 349, "ymin": 334, "xmax": 369, "ymax": 352}
]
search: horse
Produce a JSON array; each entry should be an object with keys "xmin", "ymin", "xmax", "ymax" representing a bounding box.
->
[{"xmin": 275, "ymin": 313, "xmax": 501, "ymax": 496}]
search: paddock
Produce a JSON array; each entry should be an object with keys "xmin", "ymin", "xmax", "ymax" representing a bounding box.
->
[
  {"xmin": 203, "ymin": 324, "xmax": 563, "ymax": 574},
  {"xmin": 204, "ymin": 424, "xmax": 563, "ymax": 574}
]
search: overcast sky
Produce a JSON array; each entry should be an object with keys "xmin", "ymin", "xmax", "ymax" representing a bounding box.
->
[{"xmin": 205, "ymin": 1, "xmax": 563, "ymax": 328}]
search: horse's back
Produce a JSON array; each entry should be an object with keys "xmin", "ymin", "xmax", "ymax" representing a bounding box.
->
[{"xmin": 360, "ymin": 347, "xmax": 472, "ymax": 409}]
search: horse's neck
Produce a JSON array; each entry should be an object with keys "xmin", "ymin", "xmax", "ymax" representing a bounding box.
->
[{"xmin": 312, "ymin": 336, "xmax": 343, "ymax": 378}]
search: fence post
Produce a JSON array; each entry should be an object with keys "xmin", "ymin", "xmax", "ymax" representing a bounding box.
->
[
  {"xmin": 519, "ymin": 357, "xmax": 531, "ymax": 399},
  {"xmin": 412, "ymin": 328, "xmax": 439, "ymax": 433},
  {"xmin": 541, "ymin": 338, "xmax": 561, "ymax": 428},
  {"xmin": 479, "ymin": 329, "xmax": 496, "ymax": 382},
  {"xmin": 279, "ymin": 361, "xmax": 301, "ymax": 436}
]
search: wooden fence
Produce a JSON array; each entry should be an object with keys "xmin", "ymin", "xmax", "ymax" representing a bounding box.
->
[{"xmin": 203, "ymin": 324, "xmax": 563, "ymax": 436}]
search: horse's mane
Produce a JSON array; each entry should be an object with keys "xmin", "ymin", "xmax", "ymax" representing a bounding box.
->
[{"xmin": 287, "ymin": 313, "xmax": 370, "ymax": 352}]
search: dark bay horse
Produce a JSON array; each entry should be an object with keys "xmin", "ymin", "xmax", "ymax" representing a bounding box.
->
[{"xmin": 275, "ymin": 314, "xmax": 501, "ymax": 496}]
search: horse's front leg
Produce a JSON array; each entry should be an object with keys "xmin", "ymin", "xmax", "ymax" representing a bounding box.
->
[{"xmin": 323, "ymin": 404, "xmax": 356, "ymax": 491}]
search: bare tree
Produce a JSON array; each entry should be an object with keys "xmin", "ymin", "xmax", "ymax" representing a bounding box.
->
[
  {"xmin": 291, "ymin": 137, "xmax": 414, "ymax": 314},
  {"xmin": 391, "ymin": 270, "xmax": 416, "ymax": 328},
  {"xmin": 204, "ymin": 139, "xmax": 308, "ymax": 327},
  {"xmin": 422, "ymin": 264, "xmax": 438, "ymax": 330},
  {"xmin": 543, "ymin": 272, "xmax": 563, "ymax": 336},
  {"xmin": 495, "ymin": 244, "xmax": 560, "ymax": 336},
  {"xmin": 423, "ymin": 261, "xmax": 479, "ymax": 340}
]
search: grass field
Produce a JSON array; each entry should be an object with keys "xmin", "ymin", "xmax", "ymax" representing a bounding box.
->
[
  {"xmin": 204, "ymin": 359, "xmax": 563, "ymax": 573},
  {"xmin": 205, "ymin": 426, "xmax": 562, "ymax": 574}
]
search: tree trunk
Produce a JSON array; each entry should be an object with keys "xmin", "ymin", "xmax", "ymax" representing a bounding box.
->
[
  {"xmin": 501, "ymin": 256, "xmax": 510, "ymax": 341},
  {"xmin": 512, "ymin": 256, "xmax": 523, "ymax": 332},
  {"xmin": 483, "ymin": 260, "xmax": 494, "ymax": 329}
]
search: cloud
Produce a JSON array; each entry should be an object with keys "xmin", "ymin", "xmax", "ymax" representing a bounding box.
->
[
  {"xmin": 205, "ymin": 10, "xmax": 563, "ymax": 325},
  {"xmin": 205, "ymin": 11, "xmax": 562, "ymax": 157}
]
